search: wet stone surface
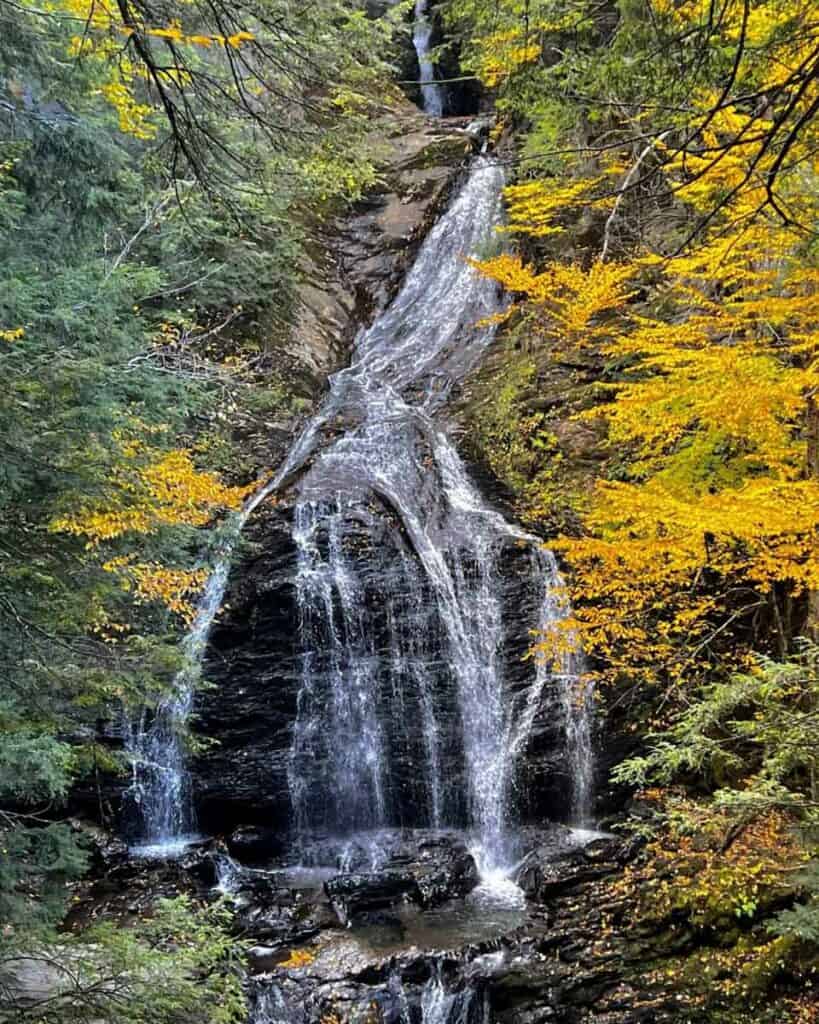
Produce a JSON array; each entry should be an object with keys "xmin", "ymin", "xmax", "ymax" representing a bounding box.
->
[
  {"xmin": 324, "ymin": 834, "xmax": 479, "ymax": 923},
  {"xmin": 66, "ymin": 823, "xmax": 713, "ymax": 1023}
]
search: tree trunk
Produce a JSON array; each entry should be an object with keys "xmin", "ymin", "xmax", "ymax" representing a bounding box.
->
[{"xmin": 805, "ymin": 394, "xmax": 819, "ymax": 639}]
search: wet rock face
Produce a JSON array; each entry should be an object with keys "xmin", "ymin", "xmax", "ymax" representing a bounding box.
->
[
  {"xmin": 234, "ymin": 878, "xmax": 339, "ymax": 946},
  {"xmin": 324, "ymin": 834, "xmax": 479, "ymax": 924},
  {"xmin": 287, "ymin": 109, "xmax": 473, "ymax": 397},
  {"xmin": 190, "ymin": 505, "xmax": 300, "ymax": 835},
  {"xmin": 227, "ymin": 825, "xmax": 288, "ymax": 863},
  {"xmin": 190, "ymin": 494, "xmax": 578, "ymax": 837}
]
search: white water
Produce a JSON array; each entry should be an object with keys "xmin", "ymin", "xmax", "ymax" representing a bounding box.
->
[
  {"xmin": 420, "ymin": 964, "xmax": 489, "ymax": 1024},
  {"xmin": 126, "ymin": 159, "xmax": 595, "ymax": 865},
  {"xmin": 213, "ymin": 850, "xmax": 242, "ymax": 894},
  {"xmin": 413, "ymin": 0, "xmax": 445, "ymax": 116}
]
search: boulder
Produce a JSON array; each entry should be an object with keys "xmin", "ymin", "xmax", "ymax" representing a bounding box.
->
[{"xmin": 324, "ymin": 833, "xmax": 479, "ymax": 924}]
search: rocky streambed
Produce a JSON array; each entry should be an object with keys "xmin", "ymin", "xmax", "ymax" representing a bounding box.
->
[{"xmin": 59, "ymin": 824, "xmax": 712, "ymax": 1024}]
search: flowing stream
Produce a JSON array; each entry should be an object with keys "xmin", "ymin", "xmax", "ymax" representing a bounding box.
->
[
  {"xmin": 413, "ymin": 0, "xmax": 445, "ymax": 115},
  {"xmin": 125, "ymin": 158, "xmax": 594, "ymax": 870}
]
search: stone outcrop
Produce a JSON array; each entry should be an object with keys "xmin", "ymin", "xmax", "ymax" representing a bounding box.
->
[
  {"xmin": 324, "ymin": 833, "xmax": 479, "ymax": 923},
  {"xmin": 67, "ymin": 826, "xmax": 723, "ymax": 1024},
  {"xmin": 236, "ymin": 830, "xmax": 711, "ymax": 1024}
]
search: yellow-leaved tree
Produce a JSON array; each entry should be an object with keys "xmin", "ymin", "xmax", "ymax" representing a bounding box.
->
[
  {"xmin": 51, "ymin": 435, "xmax": 255, "ymax": 623},
  {"xmin": 470, "ymin": 0, "xmax": 819, "ymax": 697}
]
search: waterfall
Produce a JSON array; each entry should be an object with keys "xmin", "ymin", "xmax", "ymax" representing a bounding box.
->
[
  {"xmin": 126, "ymin": 157, "xmax": 594, "ymax": 857},
  {"xmin": 124, "ymin": 565, "xmax": 224, "ymax": 849},
  {"xmin": 253, "ymin": 965, "xmax": 489, "ymax": 1024},
  {"xmin": 286, "ymin": 158, "xmax": 591, "ymax": 869},
  {"xmin": 413, "ymin": 0, "xmax": 445, "ymax": 116},
  {"xmin": 420, "ymin": 965, "xmax": 489, "ymax": 1024},
  {"xmin": 564, "ymin": 671, "xmax": 596, "ymax": 825}
]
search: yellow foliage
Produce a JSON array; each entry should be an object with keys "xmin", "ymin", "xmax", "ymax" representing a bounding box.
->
[
  {"xmin": 471, "ymin": 29, "xmax": 541, "ymax": 87},
  {"xmin": 472, "ymin": 253, "xmax": 637, "ymax": 346},
  {"xmin": 35, "ymin": 1, "xmax": 255, "ymax": 138},
  {"xmin": 500, "ymin": 177, "xmax": 602, "ymax": 238},
  {"xmin": 226, "ymin": 31, "xmax": 254, "ymax": 49},
  {"xmin": 479, "ymin": 30, "xmax": 819, "ymax": 683},
  {"xmin": 102, "ymin": 556, "xmax": 209, "ymax": 621},
  {"xmin": 99, "ymin": 80, "xmax": 156, "ymax": 139},
  {"xmin": 50, "ymin": 445, "xmax": 253, "ymax": 545},
  {"xmin": 596, "ymin": 342, "xmax": 807, "ymax": 478},
  {"xmin": 144, "ymin": 21, "xmax": 185, "ymax": 42},
  {"xmin": 50, "ymin": 436, "xmax": 259, "ymax": 619},
  {"xmin": 0, "ymin": 327, "xmax": 25, "ymax": 342},
  {"xmin": 462, "ymin": 7, "xmax": 586, "ymax": 88},
  {"xmin": 616, "ymin": 799, "xmax": 806, "ymax": 928},
  {"xmin": 279, "ymin": 948, "xmax": 315, "ymax": 969}
]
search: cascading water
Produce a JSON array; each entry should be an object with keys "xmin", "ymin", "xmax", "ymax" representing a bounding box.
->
[
  {"xmin": 124, "ymin": 427, "xmax": 318, "ymax": 849},
  {"xmin": 563, "ymin": 666, "xmax": 596, "ymax": 825},
  {"xmin": 419, "ymin": 965, "xmax": 490, "ymax": 1024},
  {"xmin": 126, "ymin": 157, "xmax": 594, "ymax": 861},
  {"xmin": 124, "ymin": 571, "xmax": 220, "ymax": 851},
  {"xmin": 413, "ymin": 0, "xmax": 445, "ymax": 115},
  {"xmin": 253, "ymin": 964, "xmax": 490, "ymax": 1024},
  {"xmin": 285, "ymin": 158, "xmax": 592, "ymax": 870}
]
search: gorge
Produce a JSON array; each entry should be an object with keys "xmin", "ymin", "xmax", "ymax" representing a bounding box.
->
[
  {"xmin": 107, "ymin": 12, "xmax": 603, "ymax": 1020},
  {"xmin": 3, "ymin": 2, "xmax": 816, "ymax": 1023}
]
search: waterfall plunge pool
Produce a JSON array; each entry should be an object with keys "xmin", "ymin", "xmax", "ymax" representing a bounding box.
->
[{"xmin": 209, "ymin": 824, "xmax": 609, "ymax": 964}]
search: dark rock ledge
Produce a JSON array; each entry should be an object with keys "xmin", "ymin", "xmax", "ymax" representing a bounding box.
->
[{"xmin": 58, "ymin": 826, "xmax": 722, "ymax": 1024}]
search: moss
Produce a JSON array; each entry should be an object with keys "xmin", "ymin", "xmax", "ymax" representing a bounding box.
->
[{"xmin": 458, "ymin": 316, "xmax": 606, "ymax": 535}]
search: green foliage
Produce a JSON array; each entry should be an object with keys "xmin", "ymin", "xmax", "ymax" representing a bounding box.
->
[
  {"xmin": 613, "ymin": 645, "xmax": 819, "ymax": 829},
  {"xmin": 0, "ymin": 822, "xmax": 89, "ymax": 935},
  {"xmin": 519, "ymin": 98, "xmax": 577, "ymax": 176},
  {"xmin": 0, "ymin": 0, "xmax": 402, "ymax": 979},
  {"xmin": 2, "ymin": 896, "xmax": 247, "ymax": 1023},
  {"xmin": 0, "ymin": 733, "xmax": 75, "ymax": 802},
  {"xmin": 465, "ymin": 347, "xmax": 565, "ymax": 519}
]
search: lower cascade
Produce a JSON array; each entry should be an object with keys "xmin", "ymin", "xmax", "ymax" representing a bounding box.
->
[{"xmin": 253, "ymin": 962, "xmax": 490, "ymax": 1024}]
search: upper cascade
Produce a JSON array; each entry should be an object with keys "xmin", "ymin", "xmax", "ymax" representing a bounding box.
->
[{"xmin": 413, "ymin": 0, "xmax": 445, "ymax": 116}]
